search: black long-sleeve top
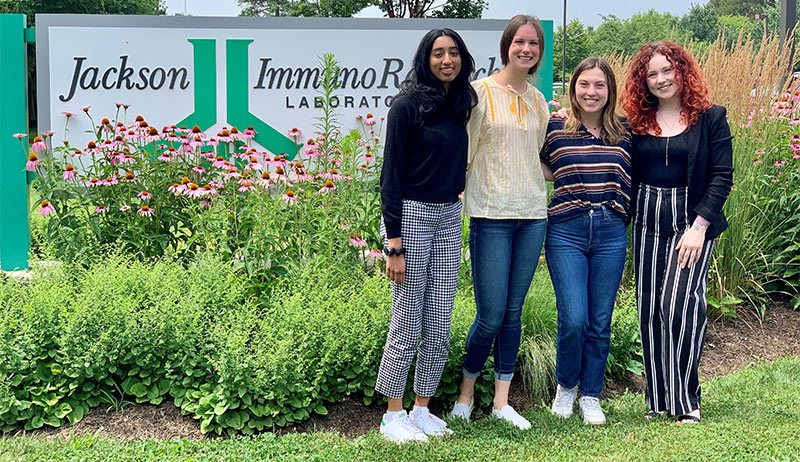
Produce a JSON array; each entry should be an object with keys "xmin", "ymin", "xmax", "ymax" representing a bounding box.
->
[
  {"xmin": 380, "ymin": 94, "xmax": 468, "ymax": 239},
  {"xmin": 631, "ymin": 104, "xmax": 734, "ymax": 240}
]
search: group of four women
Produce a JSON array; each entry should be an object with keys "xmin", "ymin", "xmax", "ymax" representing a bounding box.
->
[{"xmin": 377, "ymin": 14, "xmax": 733, "ymax": 442}]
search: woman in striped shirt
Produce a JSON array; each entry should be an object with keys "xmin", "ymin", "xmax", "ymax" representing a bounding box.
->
[
  {"xmin": 450, "ymin": 15, "xmax": 551, "ymax": 430},
  {"xmin": 540, "ymin": 57, "xmax": 632, "ymax": 426}
]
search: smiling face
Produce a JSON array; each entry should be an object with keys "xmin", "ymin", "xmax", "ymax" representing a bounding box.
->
[
  {"xmin": 507, "ymin": 24, "xmax": 540, "ymax": 73},
  {"xmin": 574, "ymin": 67, "xmax": 609, "ymax": 116},
  {"xmin": 646, "ymin": 53, "xmax": 681, "ymax": 104},
  {"xmin": 429, "ymin": 35, "xmax": 461, "ymax": 90}
]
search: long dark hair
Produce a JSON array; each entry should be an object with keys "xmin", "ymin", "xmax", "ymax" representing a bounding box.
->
[
  {"xmin": 400, "ymin": 28, "xmax": 478, "ymax": 123},
  {"xmin": 565, "ymin": 57, "xmax": 627, "ymax": 145}
]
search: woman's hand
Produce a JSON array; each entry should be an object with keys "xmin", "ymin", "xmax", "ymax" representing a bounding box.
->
[
  {"xmin": 386, "ymin": 254, "xmax": 406, "ymax": 284},
  {"xmin": 675, "ymin": 228, "xmax": 706, "ymax": 269},
  {"xmin": 552, "ymin": 107, "xmax": 571, "ymax": 119},
  {"xmin": 385, "ymin": 237, "xmax": 405, "ymax": 284}
]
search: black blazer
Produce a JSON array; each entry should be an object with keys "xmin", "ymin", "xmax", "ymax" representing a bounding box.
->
[{"xmin": 631, "ymin": 104, "xmax": 734, "ymax": 240}]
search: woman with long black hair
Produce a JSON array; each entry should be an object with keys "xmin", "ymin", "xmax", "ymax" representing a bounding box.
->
[{"xmin": 375, "ymin": 28, "xmax": 477, "ymax": 442}]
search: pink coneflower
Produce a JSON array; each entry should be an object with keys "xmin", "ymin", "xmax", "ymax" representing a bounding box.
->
[
  {"xmin": 202, "ymin": 184, "xmax": 218, "ymax": 196},
  {"xmin": 217, "ymin": 129, "xmax": 233, "ymax": 143},
  {"xmin": 120, "ymin": 205, "xmax": 131, "ymax": 212},
  {"xmin": 144, "ymin": 127, "xmax": 161, "ymax": 144},
  {"xmin": 791, "ymin": 118, "xmax": 800, "ymax": 125},
  {"xmin": 102, "ymin": 177, "xmax": 118, "ymax": 186},
  {"xmin": 63, "ymin": 164, "xmax": 76, "ymax": 180},
  {"xmin": 791, "ymin": 143, "xmax": 800, "ymax": 152},
  {"xmin": 62, "ymin": 111, "xmax": 76, "ymax": 118},
  {"xmin": 184, "ymin": 183, "xmax": 205, "ymax": 198},
  {"xmin": 548, "ymin": 100, "xmax": 562, "ymax": 108},
  {"xmin": 238, "ymin": 182, "xmax": 256, "ymax": 192},
  {"xmin": 229, "ymin": 127, "xmax": 244, "ymax": 141},
  {"xmin": 365, "ymin": 113, "xmax": 376, "ymax": 126},
  {"xmin": 287, "ymin": 127, "xmax": 303, "ymax": 139},
  {"xmin": 369, "ymin": 249, "xmax": 383, "ymax": 259},
  {"xmin": 168, "ymin": 184, "xmax": 182, "ymax": 195},
  {"xmin": 322, "ymin": 168, "xmax": 342, "ymax": 181},
  {"xmin": 360, "ymin": 152, "xmax": 375, "ymax": 163},
  {"xmin": 38, "ymin": 200, "xmax": 55, "ymax": 217},
  {"xmin": 224, "ymin": 168, "xmax": 241, "ymax": 180},
  {"xmin": 157, "ymin": 152, "xmax": 173, "ymax": 162},
  {"xmin": 355, "ymin": 115, "xmax": 363, "ymax": 121},
  {"xmin": 206, "ymin": 137, "xmax": 219, "ymax": 147},
  {"xmin": 192, "ymin": 165, "xmax": 206, "ymax": 174},
  {"xmin": 84, "ymin": 141, "xmax": 100, "ymax": 155},
  {"xmin": 794, "ymin": 153, "xmax": 800, "ymax": 159},
  {"xmin": 137, "ymin": 191, "xmax": 152, "ymax": 201},
  {"xmin": 209, "ymin": 156, "xmax": 225, "ymax": 168},
  {"xmin": 138, "ymin": 205, "xmax": 154, "ymax": 216},
  {"xmin": 81, "ymin": 105, "xmax": 91, "ymax": 112},
  {"xmin": 95, "ymin": 206, "xmax": 108, "ymax": 213},
  {"xmin": 12, "ymin": 133, "xmax": 26, "ymax": 139},
  {"xmin": 775, "ymin": 160, "xmax": 787, "ymax": 167},
  {"xmin": 26, "ymin": 153, "xmax": 41, "ymax": 171},
  {"xmin": 359, "ymin": 163, "xmax": 371, "ymax": 173},
  {"xmin": 349, "ymin": 234, "xmax": 367, "ymax": 247},
  {"xmin": 282, "ymin": 190, "xmax": 298, "ymax": 204},
  {"xmin": 41, "ymin": 130, "xmax": 56, "ymax": 137},
  {"xmin": 257, "ymin": 171, "xmax": 272, "ymax": 187},
  {"xmin": 243, "ymin": 126, "xmax": 257, "ymax": 139},
  {"xmin": 85, "ymin": 178, "xmax": 101, "ymax": 187},
  {"xmin": 319, "ymin": 180, "xmax": 336, "ymax": 194},
  {"xmin": 31, "ymin": 136, "xmax": 46, "ymax": 154}
]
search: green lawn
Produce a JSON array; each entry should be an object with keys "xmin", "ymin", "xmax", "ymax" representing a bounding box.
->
[{"xmin": 2, "ymin": 358, "xmax": 798, "ymax": 462}]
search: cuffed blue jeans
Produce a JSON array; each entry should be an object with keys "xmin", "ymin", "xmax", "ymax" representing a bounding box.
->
[
  {"xmin": 546, "ymin": 206, "xmax": 627, "ymax": 397},
  {"xmin": 462, "ymin": 217, "xmax": 547, "ymax": 381}
]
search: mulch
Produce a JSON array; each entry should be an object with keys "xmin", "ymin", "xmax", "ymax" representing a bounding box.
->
[{"xmin": 18, "ymin": 302, "xmax": 800, "ymax": 441}]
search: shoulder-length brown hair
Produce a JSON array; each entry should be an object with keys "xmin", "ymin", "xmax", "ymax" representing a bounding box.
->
[
  {"xmin": 621, "ymin": 41, "xmax": 712, "ymax": 135},
  {"xmin": 565, "ymin": 57, "xmax": 627, "ymax": 145},
  {"xmin": 499, "ymin": 15, "xmax": 545, "ymax": 75}
]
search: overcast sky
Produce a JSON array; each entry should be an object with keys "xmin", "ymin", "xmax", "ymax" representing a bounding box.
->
[{"xmin": 163, "ymin": 0, "xmax": 704, "ymax": 27}]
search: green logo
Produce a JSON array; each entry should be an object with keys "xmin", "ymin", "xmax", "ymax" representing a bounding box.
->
[{"xmin": 179, "ymin": 39, "xmax": 298, "ymax": 159}]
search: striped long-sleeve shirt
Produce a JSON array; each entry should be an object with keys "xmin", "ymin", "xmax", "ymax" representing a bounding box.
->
[
  {"xmin": 463, "ymin": 77, "xmax": 550, "ymax": 219},
  {"xmin": 539, "ymin": 118, "xmax": 633, "ymax": 224}
]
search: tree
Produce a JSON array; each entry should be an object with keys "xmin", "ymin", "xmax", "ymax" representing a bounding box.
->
[
  {"xmin": 680, "ymin": 2, "xmax": 721, "ymax": 42},
  {"xmin": 592, "ymin": 9, "xmax": 693, "ymax": 58},
  {"xmin": 707, "ymin": 0, "xmax": 777, "ymax": 17},
  {"xmin": 432, "ymin": 0, "xmax": 485, "ymax": 18},
  {"xmin": 238, "ymin": 0, "xmax": 370, "ymax": 17},
  {"xmin": 553, "ymin": 19, "xmax": 593, "ymax": 83},
  {"xmin": 0, "ymin": 0, "xmax": 165, "ymax": 20}
]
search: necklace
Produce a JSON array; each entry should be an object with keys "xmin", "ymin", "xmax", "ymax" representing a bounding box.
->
[{"xmin": 658, "ymin": 111, "xmax": 682, "ymax": 167}]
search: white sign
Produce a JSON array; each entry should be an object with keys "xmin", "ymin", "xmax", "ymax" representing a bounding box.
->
[{"xmin": 37, "ymin": 15, "xmax": 553, "ymax": 155}]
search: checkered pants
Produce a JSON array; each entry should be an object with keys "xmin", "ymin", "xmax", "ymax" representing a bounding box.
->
[{"xmin": 375, "ymin": 200, "xmax": 462, "ymax": 399}]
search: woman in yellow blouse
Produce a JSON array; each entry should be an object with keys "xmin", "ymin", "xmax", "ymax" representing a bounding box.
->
[{"xmin": 451, "ymin": 14, "xmax": 550, "ymax": 430}]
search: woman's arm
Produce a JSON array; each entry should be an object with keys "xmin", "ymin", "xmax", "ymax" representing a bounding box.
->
[{"xmin": 694, "ymin": 105, "xmax": 734, "ymax": 223}]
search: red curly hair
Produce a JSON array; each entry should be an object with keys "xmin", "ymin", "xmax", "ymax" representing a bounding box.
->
[{"xmin": 621, "ymin": 41, "xmax": 712, "ymax": 135}]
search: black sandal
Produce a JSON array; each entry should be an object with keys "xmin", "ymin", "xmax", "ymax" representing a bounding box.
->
[
  {"xmin": 676, "ymin": 414, "xmax": 701, "ymax": 424},
  {"xmin": 645, "ymin": 411, "xmax": 665, "ymax": 420}
]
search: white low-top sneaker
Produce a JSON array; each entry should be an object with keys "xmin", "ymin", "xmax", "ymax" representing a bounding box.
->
[
  {"xmin": 409, "ymin": 409, "xmax": 454, "ymax": 436},
  {"xmin": 551, "ymin": 384, "xmax": 579, "ymax": 419},
  {"xmin": 450, "ymin": 397, "xmax": 474, "ymax": 421},
  {"xmin": 491, "ymin": 405, "xmax": 531, "ymax": 430},
  {"xmin": 578, "ymin": 396, "xmax": 606, "ymax": 425},
  {"xmin": 379, "ymin": 411, "xmax": 428, "ymax": 443}
]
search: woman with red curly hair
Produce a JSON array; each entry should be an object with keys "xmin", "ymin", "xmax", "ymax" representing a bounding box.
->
[{"xmin": 622, "ymin": 41, "xmax": 733, "ymax": 424}]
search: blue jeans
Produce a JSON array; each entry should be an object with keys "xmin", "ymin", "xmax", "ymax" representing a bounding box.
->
[
  {"xmin": 546, "ymin": 206, "xmax": 627, "ymax": 397},
  {"xmin": 463, "ymin": 217, "xmax": 547, "ymax": 380}
]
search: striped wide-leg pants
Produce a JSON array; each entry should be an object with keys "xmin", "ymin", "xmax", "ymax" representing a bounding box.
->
[
  {"xmin": 632, "ymin": 185, "xmax": 715, "ymax": 416},
  {"xmin": 375, "ymin": 200, "xmax": 462, "ymax": 399}
]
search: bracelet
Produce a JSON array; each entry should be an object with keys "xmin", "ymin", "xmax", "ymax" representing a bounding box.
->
[{"xmin": 383, "ymin": 246, "xmax": 406, "ymax": 257}]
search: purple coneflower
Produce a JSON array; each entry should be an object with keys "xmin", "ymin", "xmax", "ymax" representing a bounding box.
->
[
  {"xmin": 217, "ymin": 129, "xmax": 233, "ymax": 143},
  {"xmin": 224, "ymin": 168, "xmax": 241, "ymax": 180},
  {"xmin": 365, "ymin": 113, "xmax": 376, "ymax": 126},
  {"xmin": 26, "ymin": 153, "xmax": 41, "ymax": 171},
  {"xmin": 95, "ymin": 206, "xmax": 108, "ymax": 213},
  {"xmin": 31, "ymin": 136, "xmax": 47, "ymax": 153},
  {"xmin": 81, "ymin": 105, "xmax": 91, "ymax": 112},
  {"xmin": 120, "ymin": 205, "xmax": 131, "ymax": 212},
  {"xmin": 184, "ymin": 183, "xmax": 205, "ymax": 198},
  {"xmin": 192, "ymin": 165, "xmax": 206, "ymax": 174},
  {"xmin": 63, "ymin": 165, "xmax": 76, "ymax": 181},
  {"xmin": 103, "ymin": 177, "xmax": 118, "ymax": 186},
  {"xmin": 287, "ymin": 127, "xmax": 303, "ymax": 139},
  {"xmin": 84, "ymin": 141, "xmax": 100, "ymax": 155},
  {"xmin": 39, "ymin": 200, "xmax": 55, "ymax": 217},
  {"xmin": 319, "ymin": 180, "xmax": 336, "ymax": 194},
  {"xmin": 349, "ymin": 234, "xmax": 367, "ymax": 247},
  {"xmin": 12, "ymin": 133, "xmax": 26, "ymax": 140},
  {"xmin": 138, "ymin": 205, "xmax": 155, "ymax": 217},
  {"xmin": 282, "ymin": 190, "xmax": 298, "ymax": 204},
  {"xmin": 243, "ymin": 126, "xmax": 257, "ymax": 139},
  {"xmin": 238, "ymin": 183, "xmax": 256, "ymax": 193},
  {"xmin": 86, "ymin": 178, "xmax": 101, "ymax": 187},
  {"xmin": 361, "ymin": 152, "xmax": 375, "ymax": 163},
  {"xmin": 137, "ymin": 191, "xmax": 152, "ymax": 200}
]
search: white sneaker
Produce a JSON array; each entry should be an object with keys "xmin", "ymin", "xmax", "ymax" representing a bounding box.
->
[
  {"xmin": 491, "ymin": 405, "xmax": 531, "ymax": 430},
  {"xmin": 551, "ymin": 384, "xmax": 578, "ymax": 419},
  {"xmin": 450, "ymin": 397, "xmax": 474, "ymax": 421},
  {"xmin": 578, "ymin": 396, "xmax": 606, "ymax": 425},
  {"xmin": 379, "ymin": 411, "xmax": 428, "ymax": 443},
  {"xmin": 409, "ymin": 408, "xmax": 454, "ymax": 436}
]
